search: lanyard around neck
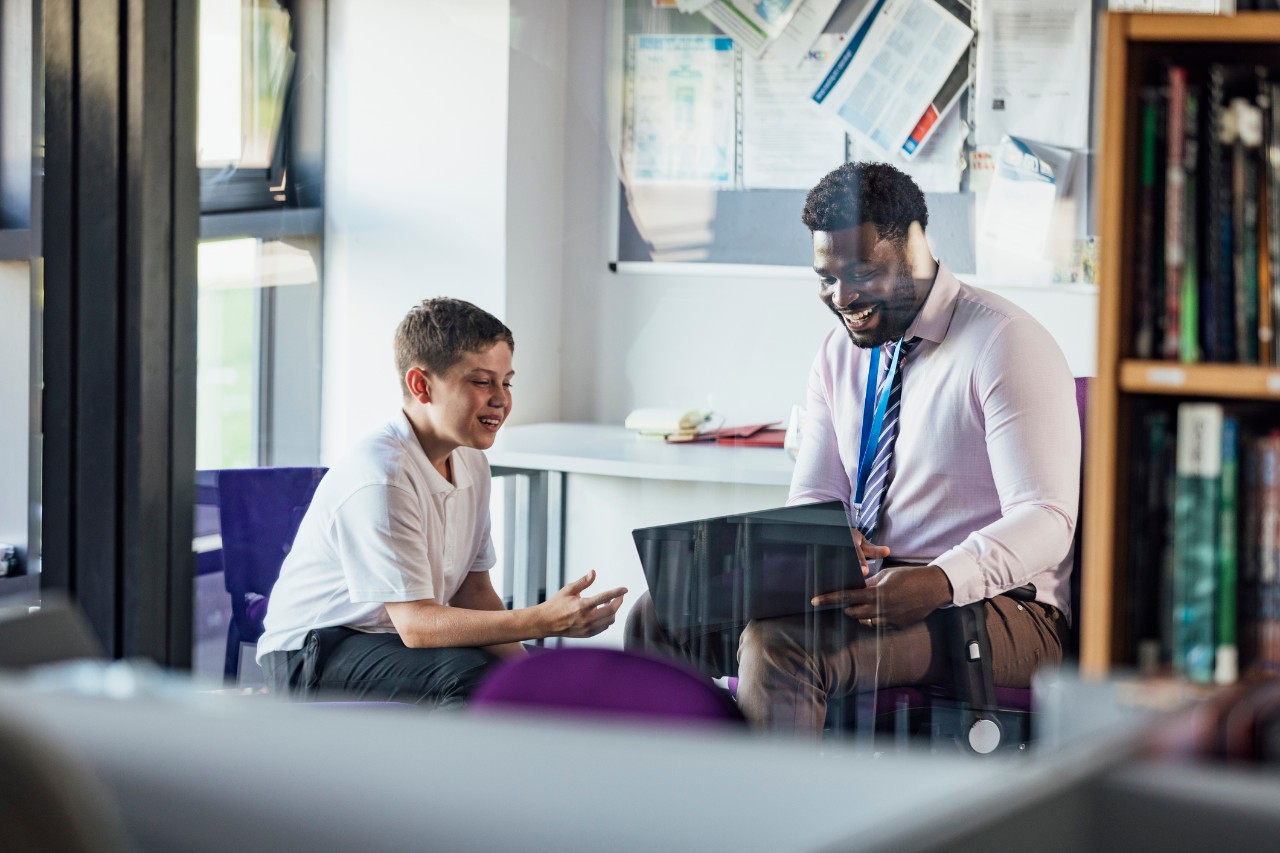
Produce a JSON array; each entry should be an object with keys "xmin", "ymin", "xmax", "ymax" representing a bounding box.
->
[{"xmin": 854, "ymin": 338, "xmax": 905, "ymax": 507}]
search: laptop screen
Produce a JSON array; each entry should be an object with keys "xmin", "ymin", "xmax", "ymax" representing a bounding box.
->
[{"xmin": 632, "ymin": 500, "xmax": 867, "ymax": 632}]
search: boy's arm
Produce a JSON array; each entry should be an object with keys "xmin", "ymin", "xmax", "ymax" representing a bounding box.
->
[
  {"xmin": 384, "ymin": 570, "xmax": 626, "ymax": 649},
  {"xmin": 448, "ymin": 570, "xmax": 526, "ymax": 658}
]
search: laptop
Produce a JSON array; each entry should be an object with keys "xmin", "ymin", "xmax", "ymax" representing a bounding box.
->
[{"xmin": 632, "ymin": 500, "xmax": 867, "ymax": 633}]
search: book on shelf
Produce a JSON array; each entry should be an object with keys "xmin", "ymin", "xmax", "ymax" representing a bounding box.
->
[
  {"xmin": 1172, "ymin": 402, "xmax": 1222, "ymax": 683},
  {"xmin": 1205, "ymin": 63, "xmax": 1233, "ymax": 363},
  {"xmin": 1265, "ymin": 75, "xmax": 1280, "ymax": 366},
  {"xmin": 1182, "ymin": 85, "xmax": 1203, "ymax": 364},
  {"xmin": 1258, "ymin": 432, "xmax": 1280, "ymax": 672},
  {"xmin": 1131, "ymin": 409, "xmax": 1175, "ymax": 672},
  {"xmin": 1232, "ymin": 96, "xmax": 1263, "ymax": 365},
  {"xmin": 1216, "ymin": 415, "xmax": 1240, "ymax": 684},
  {"xmin": 1135, "ymin": 87, "xmax": 1164, "ymax": 360},
  {"xmin": 1257, "ymin": 68, "xmax": 1275, "ymax": 365},
  {"xmin": 1163, "ymin": 65, "xmax": 1189, "ymax": 362}
]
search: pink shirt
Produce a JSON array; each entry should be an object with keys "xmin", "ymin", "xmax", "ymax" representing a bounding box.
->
[{"xmin": 788, "ymin": 263, "xmax": 1080, "ymax": 622}]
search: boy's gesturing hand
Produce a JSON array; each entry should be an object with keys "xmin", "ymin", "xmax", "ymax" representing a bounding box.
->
[{"xmin": 538, "ymin": 570, "xmax": 627, "ymax": 638}]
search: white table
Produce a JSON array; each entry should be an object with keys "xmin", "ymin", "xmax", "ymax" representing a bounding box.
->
[{"xmin": 487, "ymin": 423, "xmax": 794, "ymax": 617}]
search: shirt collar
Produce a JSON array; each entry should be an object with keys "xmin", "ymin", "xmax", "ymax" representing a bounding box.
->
[
  {"xmin": 903, "ymin": 260, "xmax": 960, "ymax": 345},
  {"xmin": 391, "ymin": 410, "xmax": 472, "ymax": 493}
]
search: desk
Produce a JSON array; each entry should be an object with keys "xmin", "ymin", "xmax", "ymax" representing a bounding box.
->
[{"xmin": 487, "ymin": 423, "xmax": 794, "ymax": 641}]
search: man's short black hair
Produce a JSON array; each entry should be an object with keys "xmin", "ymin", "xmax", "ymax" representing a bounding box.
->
[
  {"xmin": 394, "ymin": 297, "xmax": 514, "ymax": 397},
  {"xmin": 801, "ymin": 161, "xmax": 929, "ymax": 245}
]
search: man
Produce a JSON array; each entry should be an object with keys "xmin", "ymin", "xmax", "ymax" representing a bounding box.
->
[
  {"xmin": 627, "ymin": 162, "xmax": 1078, "ymax": 736},
  {"xmin": 258, "ymin": 297, "xmax": 627, "ymax": 705}
]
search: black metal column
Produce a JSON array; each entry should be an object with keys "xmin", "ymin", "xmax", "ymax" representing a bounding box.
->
[{"xmin": 42, "ymin": 0, "xmax": 196, "ymax": 665}]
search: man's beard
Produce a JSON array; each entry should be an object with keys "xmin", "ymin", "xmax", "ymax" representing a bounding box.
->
[{"xmin": 832, "ymin": 266, "xmax": 921, "ymax": 349}]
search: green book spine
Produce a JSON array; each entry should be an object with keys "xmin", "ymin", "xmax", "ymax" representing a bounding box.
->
[
  {"xmin": 1215, "ymin": 416, "xmax": 1239, "ymax": 684},
  {"xmin": 1173, "ymin": 402, "xmax": 1223, "ymax": 683},
  {"xmin": 1181, "ymin": 90, "xmax": 1200, "ymax": 364}
]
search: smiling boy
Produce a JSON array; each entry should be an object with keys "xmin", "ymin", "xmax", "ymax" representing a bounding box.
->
[{"xmin": 258, "ymin": 297, "xmax": 626, "ymax": 705}]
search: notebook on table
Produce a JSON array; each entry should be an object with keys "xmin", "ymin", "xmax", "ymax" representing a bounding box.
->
[{"xmin": 632, "ymin": 500, "xmax": 866, "ymax": 633}]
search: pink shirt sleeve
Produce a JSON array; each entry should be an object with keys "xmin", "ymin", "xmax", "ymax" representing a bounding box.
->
[{"xmin": 931, "ymin": 317, "xmax": 1080, "ymax": 605}]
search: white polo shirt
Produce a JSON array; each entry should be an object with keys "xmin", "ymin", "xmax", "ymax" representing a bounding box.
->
[{"xmin": 256, "ymin": 412, "xmax": 496, "ymax": 659}]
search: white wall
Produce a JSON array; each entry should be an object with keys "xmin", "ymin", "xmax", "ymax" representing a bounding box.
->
[{"xmin": 323, "ymin": 0, "xmax": 513, "ymax": 459}]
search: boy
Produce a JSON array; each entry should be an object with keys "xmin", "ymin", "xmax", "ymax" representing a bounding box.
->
[{"xmin": 258, "ymin": 297, "xmax": 626, "ymax": 705}]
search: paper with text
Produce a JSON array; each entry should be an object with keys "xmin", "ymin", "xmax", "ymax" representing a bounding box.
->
[
  {"xmin": 974, "ymin": 0, "xmax": 1091, "ymax": 149},
  {"xmin": 624, "ymin": 35, "xmax": 737, "ymax": 185},
  {"xmin": 808, "ymin": 0, "xmax": 973, "ymax": 159},
  {"xmin": 742, "ymin": 34, "xmax": 847, "ymax": 189}
]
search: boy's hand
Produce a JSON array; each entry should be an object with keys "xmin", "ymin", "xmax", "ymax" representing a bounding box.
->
[{"xmin": 537, "ymin": 570, "xmax": 627, "ymax": 638}]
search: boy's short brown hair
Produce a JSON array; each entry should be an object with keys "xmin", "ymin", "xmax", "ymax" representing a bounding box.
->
[{"xmin": 394, "ymin": 298, "xmax": 515, "ymax": 397}]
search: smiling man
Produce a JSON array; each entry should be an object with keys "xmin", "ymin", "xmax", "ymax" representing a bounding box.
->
[
  {"xmin": 731, "ymin": 161, "xmax": 1081, "ymax": 734},
  {"xmin": 258, "ymin": 298, "xmax": 626, "ymax": 705},
  {"xmin": 626, "ymin": 162, "xmax": 1081, "ymax": 737}
]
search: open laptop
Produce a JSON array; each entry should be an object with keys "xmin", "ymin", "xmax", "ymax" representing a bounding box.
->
[{"xmin": 632, "ymin": 501, "xmax": 866, "ymax": 633}]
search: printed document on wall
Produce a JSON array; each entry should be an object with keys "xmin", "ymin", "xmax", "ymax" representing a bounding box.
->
[
  {"xmin": 742, "ymin": 34, "xmax": 846, "ymax": 190},
  {"xmin": 758, "ymin": 0, "xmax": 842, "ymax": 68},
  {"xmin": 974, "ymin": 0, "xmax": 1091, "ymax": 149},
  {"xmin": 848, "ymin": 104, "xmax": 966, "ymax": 193},
  {"xmin": 699, "ymin": 0, "xmax": 805, "ymax": 57},
  {"xmin": 808, "ymin": 0, "xmax": 973, "ymax": 158},
  {"xmin": 977, "ymin": 135, "xmax": 1077, "ymax": 283},
  {"xmin": 624, "ymin": 35, "xmax": 737, "ymax": 185}
]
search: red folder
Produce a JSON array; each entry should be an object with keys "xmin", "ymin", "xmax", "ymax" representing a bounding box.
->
[
  {"xmin": 715, "ymin": 428, "xmax": 786, "ymax": 448},
  {"xmin": 664, "ymin": 422, "xmax": 782, "ymax": 445}
]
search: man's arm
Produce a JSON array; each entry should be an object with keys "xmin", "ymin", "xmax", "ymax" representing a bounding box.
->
[
  {"xmin": 929, "ymin": 317, "xmax": 1080, "ymax": 606},
  {"xmin": 384, "ymin": 570, "xmax": 626, "ymax": 649}
]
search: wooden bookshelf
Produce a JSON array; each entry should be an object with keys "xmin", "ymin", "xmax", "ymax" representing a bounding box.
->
[{"xmin": 1082, "ymin": 12, "xmax": 1280, "ymax": 677}]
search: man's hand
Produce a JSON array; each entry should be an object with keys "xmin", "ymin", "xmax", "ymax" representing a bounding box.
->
[
  {"xmin": 852, "ymin": 529, "xmax": 890, "ymax": 576},
  {"xmin": 810, "ymin": 565, "xmax": 953, "ymax": 630},
  {"xmin": 536, "ymin": 570, "xmax": 627, "ymax": 639}
]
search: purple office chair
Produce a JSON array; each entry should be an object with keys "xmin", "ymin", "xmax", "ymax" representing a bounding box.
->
[
  {"xmin": 847, "ymin": 377, "xmax": 1091, "ymax": 753},
  {"xmin": 470, "ymin": 647, "xmax": 745, "ymax": 728},
  {"xmin": 215, "ymin": 467, "xmax": 328, "ymax": 682}
]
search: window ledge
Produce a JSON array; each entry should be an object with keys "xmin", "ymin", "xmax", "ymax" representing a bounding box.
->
[{"xmin": 199, "ymin": 208, "xmax": 322, "ymax": 241}]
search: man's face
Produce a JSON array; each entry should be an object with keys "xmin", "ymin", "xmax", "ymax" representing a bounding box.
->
[{"xmin": 812, "ymin": 223, "xmax": 930, "ymax": 349}]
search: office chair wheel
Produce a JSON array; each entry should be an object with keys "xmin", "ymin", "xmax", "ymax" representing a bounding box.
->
[{"xmin": 967, "ymin": 716, "xmax": 1003, "ymax": 754}]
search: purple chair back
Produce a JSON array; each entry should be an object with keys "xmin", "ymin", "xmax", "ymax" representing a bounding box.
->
[
  {"xmin": 470, "ymin": 647, "xmax": 744, "ymax": 727},
  {"xmin": 215, "ymin": 466, "xmax": 328, "ymax": 680}
]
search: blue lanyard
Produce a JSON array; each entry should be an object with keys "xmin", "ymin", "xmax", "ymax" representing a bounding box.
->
[{"xmin": 854, "ymin": 338, "xmax": 905, "ymax": 508}]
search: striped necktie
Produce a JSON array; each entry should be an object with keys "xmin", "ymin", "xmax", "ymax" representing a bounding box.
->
[{"xmin": 856, "ymin": 337, "xmax": 918, "ymax": 541}]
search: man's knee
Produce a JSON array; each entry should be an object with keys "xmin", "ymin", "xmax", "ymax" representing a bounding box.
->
[
  {"xmin": 738, "ymin": 618, "xmax": 804, "ymax": 669},
  {"xmin": 623, "ymin": 589, "xmax": 656, "ymax": 650}
]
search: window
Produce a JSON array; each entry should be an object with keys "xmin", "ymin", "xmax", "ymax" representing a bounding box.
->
[
  {"xmin": 198, "ymin": 0, "xmax": 296, "ymax": 212},
  {"xmin": 194, "ymin": 0, "xmax": 324, "ymax": 682}
]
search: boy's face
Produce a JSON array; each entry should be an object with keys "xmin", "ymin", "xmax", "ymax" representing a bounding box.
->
[
  {"xmin": 813, "ymin": 222, "xmax": 929, "ymax": 349},
  {"xmin": 417, "ymin": 340, "xmax": 514, "ymax": 451}
]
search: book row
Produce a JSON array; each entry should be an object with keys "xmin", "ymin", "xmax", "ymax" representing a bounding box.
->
[
  {"xmin": 1132, "ymin": 63, "xmax": 1280, "ymax": 365},
  {"xmin": 1129, "ymin": 401, "xmax": 1280, "ymax": 684}
]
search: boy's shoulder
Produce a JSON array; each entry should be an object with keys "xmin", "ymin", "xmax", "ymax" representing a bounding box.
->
[{"xmin": 324, "ymin": 418, "xmax": 419, "ymax": 494}]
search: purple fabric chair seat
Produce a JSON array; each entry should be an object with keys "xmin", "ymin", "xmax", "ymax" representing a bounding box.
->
[{"xmin": 470, "ymin": 647, "xmax": 744, "ymax": 728}]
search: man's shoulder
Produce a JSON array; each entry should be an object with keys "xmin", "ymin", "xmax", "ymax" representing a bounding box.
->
[
  {"xmin": 952, "ymin": 280, "xmax": 1032, "ymax": 325},
  {"xmin": 950, "ymin": 281, "xmax": 1060, "ymax": 345}
]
